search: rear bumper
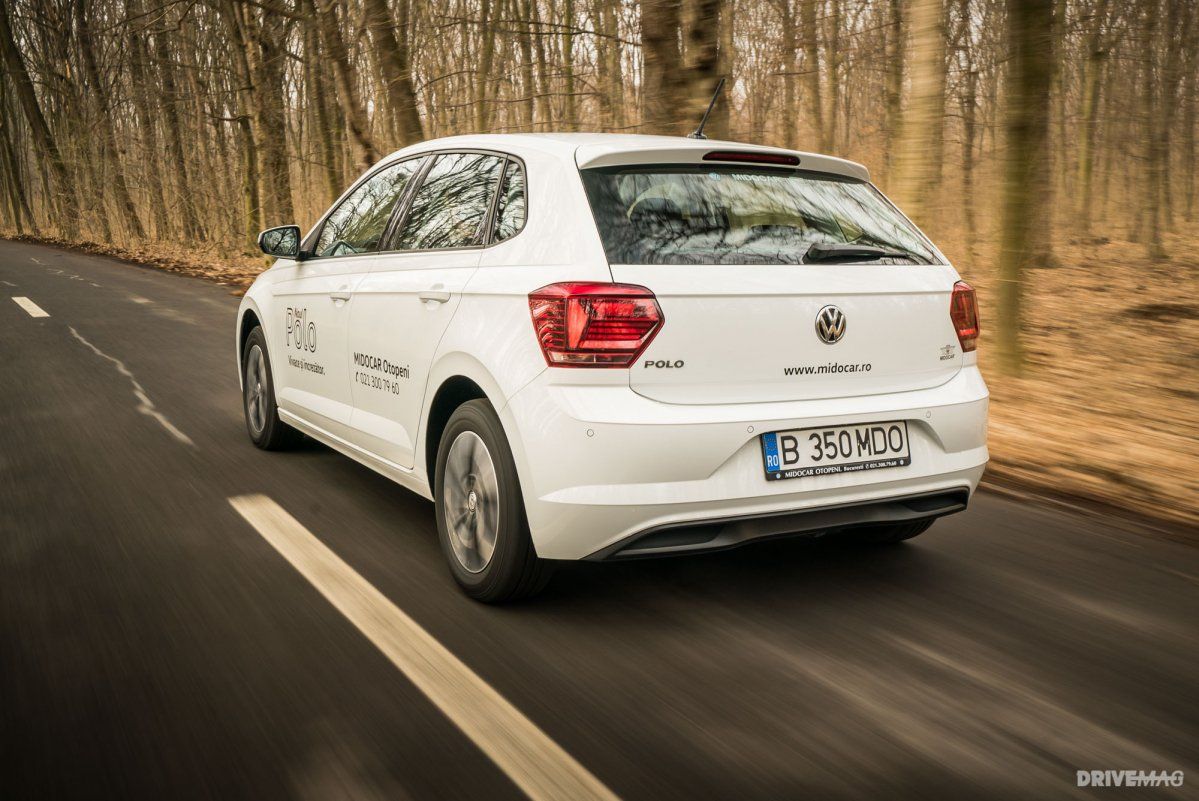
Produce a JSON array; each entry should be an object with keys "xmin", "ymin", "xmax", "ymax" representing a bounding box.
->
[
  {"xmin": 588, "ymin": 488, "xmax": 970, "ymax": 560},
  {"xmin": 500, "ymin": 366, "xmax": 989, "ymax": 560}
]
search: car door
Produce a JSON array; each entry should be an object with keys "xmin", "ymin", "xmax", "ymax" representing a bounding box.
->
[
  {"xmin": 347, "ymin": 152, "xmax": 508, "ymax": 469},
  {"xmin": 271, "ymin": 157, "xmax": 424, "ymax": 440}
]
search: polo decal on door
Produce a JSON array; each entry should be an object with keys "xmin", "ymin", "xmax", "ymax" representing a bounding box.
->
[{"xmin": 285, "ymin": 307, "xmax": 324, "ymax": 375}]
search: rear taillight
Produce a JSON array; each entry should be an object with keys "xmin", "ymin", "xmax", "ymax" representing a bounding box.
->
[
  {"xmin": 528, "ymin": 282, "xmax": 663, "ymax": 367},
  {"xmin": 950, "ymin": 281, "xmax": 980, "ymax": 353}
]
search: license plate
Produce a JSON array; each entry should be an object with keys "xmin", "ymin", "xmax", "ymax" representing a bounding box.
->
[{"xmin": 760, "ymin": 421, "xmax": 911, "ymax": 481}]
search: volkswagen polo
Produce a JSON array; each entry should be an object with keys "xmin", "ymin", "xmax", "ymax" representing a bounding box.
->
[{"xmin": 237, "ymin": 133, "xmax": 989, "ymax": 602}]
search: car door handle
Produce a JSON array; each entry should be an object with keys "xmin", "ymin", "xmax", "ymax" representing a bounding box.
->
[
  {"xmin": 329, "ymin": 291, "xmax": 352, "ymax": 302},
  {"xmin": 419, "ymin": 290, "xmax": 451, "ymax": 304}
]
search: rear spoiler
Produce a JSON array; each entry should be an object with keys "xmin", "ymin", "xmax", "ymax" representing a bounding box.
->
[{"xmin": 574, "ymin": 143, "xmax": 870, "ymax": 182}]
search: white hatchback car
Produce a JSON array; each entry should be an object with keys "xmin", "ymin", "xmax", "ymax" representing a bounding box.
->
[{"xmin": 238, "ymin": 133, "xmax": 988, "ymax": 601}]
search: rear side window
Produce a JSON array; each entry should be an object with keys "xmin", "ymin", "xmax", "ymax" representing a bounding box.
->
[
  {"xmin": 580, "ymin": 166, "xmax": 940, "ymax": 265},
  {"xmin": 314, "ymin": 158, "xmax": 421, "ymax": 257},
  {"xmin": 492, "ymin": 161, "xmax": 527, "ymax": 242},
  {"xmin": 394, "ymin": 153, "xmax": 504, "ymax": 250}
]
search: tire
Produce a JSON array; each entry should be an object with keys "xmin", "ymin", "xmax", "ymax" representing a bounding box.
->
[
  {"xmin": 851, "ymin": 518, "xmax": 935, "ymax": 544},
  {"xmin": 241, "ymin": 326, "xmax": 302, "ymax": 450},
  {"xmin": 434, "ymin": 400, "xmax": 552, "ymax": 602}
]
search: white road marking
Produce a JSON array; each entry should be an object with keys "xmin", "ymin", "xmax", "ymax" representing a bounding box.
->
[
  {"xmin": 12, "ymin": 296, "xmax": 49, "ymax": 317},
  {"xmin": 1, "ymin": 279, "xmax": 16, "ymax": 287},
  {"xmin": 228, "ymin": 494, "xmax": 620, "ymax": 801},
  {"xmin": 129, "ymin": 295, "xmax": 151, "ymax": 304},
  {"xmin": 28, "ymin": 257, "xmax": 102, "ymax": 286},
  {"xmin": 68, "ymin": 327, "xmax": 195, "ymax": 447},
  {"xmin": 30, "ymin": 257, "xmax": 62, "ymax": 275}
]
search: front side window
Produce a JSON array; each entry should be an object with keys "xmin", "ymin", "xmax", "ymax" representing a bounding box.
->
[
  {"xmin": 314, "ymin": 158, "xmax": 422, "ymax": 257},
  {"xmin": 394, "ymin": 153, "xmax": 504, "ymax": 250},
  {"xmin": 492, "ymin": 161, "xmax": 527, "ymax": 242},
  {"xmin": 580, "ymin": 166, "xmax": 940, "ymax": 265}
]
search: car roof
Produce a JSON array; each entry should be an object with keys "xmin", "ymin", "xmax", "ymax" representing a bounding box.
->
[{"xmin": 382, "ymin": 133, "xmax": 871, "ymax": 183}]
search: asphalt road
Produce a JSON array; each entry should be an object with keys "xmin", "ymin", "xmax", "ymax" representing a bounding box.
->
[{"xmin": 2, "ymin": 239, "xmax": 1197, "ymax": 801}]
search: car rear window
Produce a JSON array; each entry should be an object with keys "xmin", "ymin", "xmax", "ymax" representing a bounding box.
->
[{"xmin": 579, "ymin": 165, "xmax": 940, "ymax": 265}]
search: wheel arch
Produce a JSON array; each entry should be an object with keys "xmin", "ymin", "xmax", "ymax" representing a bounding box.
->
[
  {"xmin": 423, "ymin": 376, "xmax": 488, "ymax": 497},
  {"xmin": 420, "ymin": 352, "xmax": 533, "ymax": 499},
  {"xmin": 239, "ymin": 308, "xmax": 261, "ymax": 355},
  {"xmin": 236, "ymin": 299, "xmax": 265, "ymax": 390}
]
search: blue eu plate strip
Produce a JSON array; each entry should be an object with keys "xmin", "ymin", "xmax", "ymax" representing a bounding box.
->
[{"xmin": 762, "ymin": 432, "xmax": 781, "ymax": 474}]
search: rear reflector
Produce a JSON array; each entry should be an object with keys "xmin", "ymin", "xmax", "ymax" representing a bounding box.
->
[
  {"xmin": 950, "ymin": 281, "xmax": 980, "ymax": 353},
  {"xmin": 529, "ymin": 282, "xmax": 663, "ymax": 367},
  {"xmin": 703, "ymin": 150, "xmax": 800, "ymax": 166}
]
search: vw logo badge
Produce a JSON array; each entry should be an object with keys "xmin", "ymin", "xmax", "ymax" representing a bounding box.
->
[{"xmin": 815, "ymin": 305, "xmax": 847, "ymax": 344}]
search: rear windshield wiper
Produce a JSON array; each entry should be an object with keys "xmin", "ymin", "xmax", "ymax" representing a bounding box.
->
[{"xmin": 803, "ymin": 242, "xmax": 922, "ymax": 263}]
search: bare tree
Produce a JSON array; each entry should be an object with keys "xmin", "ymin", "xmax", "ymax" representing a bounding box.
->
[
  {"xmin": 316, "ymin": 0, "xmax": 381, "ymax": 171},
  {"xmin": 641, "ymin": 0, "xmax": 686, "ymax": 135},
  {"xmin": 366, "ymin": 0, "xmax": 424, "ymax": 144},
  {"xmin": 996, "ymin": 0, "xmax": 1054, "ymax": 375},
  {"xmin": 0, "ymin": 0, "xmax": 1190, "ymax": 285},
  {"xmin": 0, "ymin": 0, "xmax": 77, "ymax": 236},
  {"xmin": 890, "ymin": 0, "xmax": 947, "ymax": 225}
]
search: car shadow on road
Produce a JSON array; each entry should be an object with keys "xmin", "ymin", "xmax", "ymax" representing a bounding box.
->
[{"xmin": 534, "ymin": 530, "xmax": 955, "ymax": 609}]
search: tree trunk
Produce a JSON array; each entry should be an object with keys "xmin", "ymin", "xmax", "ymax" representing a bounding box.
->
[
  {"xmin": 471, "ymin": 0, "xmax": 496, "ymax": 132},
  {"xmin": 518, "ymin": 0, "xmax": 537, "ymax": 129},
  {"xmin": 0, "ymin": 82, "xmax": 30, "ymax": 232},
  {"xmin": 0, "ymin": 0, "xmax": 77, "ymax": 236},
  {"xmin": 780, "ymin": 0, "xmax": 798, "ymax": 149},
  {"xmin": 883, "ymin": 0, "xmax": 904, "ymax": 179},
  {"xmin": 151, "ymin": 20, "xmax": 203, "ymax": 239},
  {"xmin": 713, "ymin": 0, "xmax": 733, "ymax": 138},
  {"xmin": 825, "ymin": 0, "xmax": 842, "ymax": 152},
  {"xmin": 1184, "ymin": 22, "xmax": 1197, "ymax": 222},
  {"xmin": 641, "ymin": 0, "xmax": 685, "ymax": 135},
  {"xmin": 302, "ymin": 0, "xmax": 341, "ymax": 205},
  {"xmin": 126, "ymin": 0, "xmax": 169, "ymax": 239},
  {"xmin": 889, "ymin": 0, "xmax": 946, "ymax": 225},
  {"xmin": 1076, "ymin": 0, "xmax": 1108, "ymax": 235},
  {"xmin": 75, "ymin": 0, "xmax": 145, "ymax": 241},
  {"xmin": 799, "ymin": 0, "xmax": 826, "ymax": 151},
  {"xmin": 996, "ymin": 0, "xmax": 1054, "ymax": 376},
  {"xmin": 246, "ymin": 5, "xmax": 295, "ymax": 222},
  {"xmin": 221, "ymin": 0, "xmax": 264, "ymax": 245},
  {"xmin": 561, "ymin": 0, "xmax": 578, "ymax": 131},
  {"xmin": 961, "ymin": 65, "xmax": 978, "ymax": 247},
  {"xmin": 316, "ymin": 0, "xmax": 381, "ymax": 172},
  {"xmin": 527, "ymin": 0, "xmax": 551, "ymax": 130},
  {"xmin": 1143, "ymin": 0, "xmax": 1166, "ymax": 259},
  {"xmin": 592, "ymin": 0, "xmax": 613, "ymax": 128},
  {"xmin": 364, "ymin": 0, "xmax": 424, "ymax": 145},
  {"xmin": 684, "ymin": 0, "xmax": 724, "ymax": 137},
  {"xmin": 1157, "ymin": 0, "xmax": 1188, "ymax": 232}
]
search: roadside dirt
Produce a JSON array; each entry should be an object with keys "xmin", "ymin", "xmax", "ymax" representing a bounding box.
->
[
  {"xmin": 7, "ymin": 231, "xmax": 1197, "ymax": 533},
  {"xmin": 6, "ymin": 233, "xmax": 265, "ymax": 291},
  {"xmin": 947, "ymin": 232, "xmax": 1199, "ymax": 531}
]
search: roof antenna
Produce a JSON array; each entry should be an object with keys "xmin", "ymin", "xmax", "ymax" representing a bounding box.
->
[{"xmin": 687, "ymin": 77, "xmax": 726, "ymax": 140}]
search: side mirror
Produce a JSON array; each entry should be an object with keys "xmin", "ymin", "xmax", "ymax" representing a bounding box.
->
[{"xmin": 257, "ymin": 225, "xmax": 304, "ymax": 260}]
